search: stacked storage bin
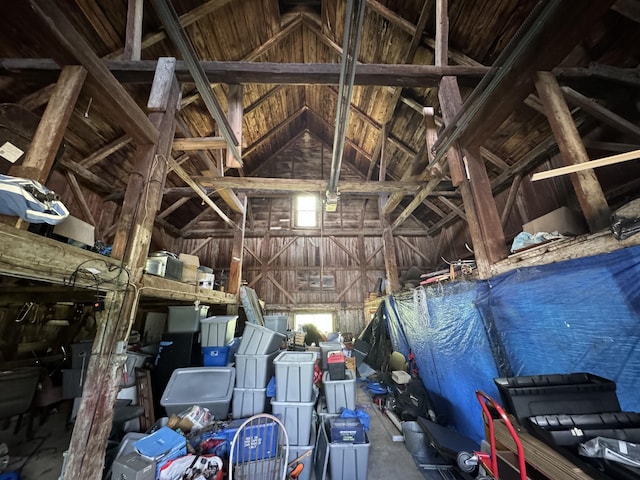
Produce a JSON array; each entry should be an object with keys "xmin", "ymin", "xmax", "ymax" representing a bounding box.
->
[
  {"xmin": 200, "ymin": 315, "xmax": 238, "ymax": 366},
  {"xmin": 232, "ymin": 323, "xmax": 285, "ymax": 418},
  {"xmin": 272, "ymin": 351, "xmax": 318, "ymax": 480},
  {"xmin": 318, "ymin": 341, "xmax": 356, "ymax": 414}
]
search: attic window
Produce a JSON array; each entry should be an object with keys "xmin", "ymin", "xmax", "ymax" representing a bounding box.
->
[{"xmin": 295, "ymin": 195, "xmax": 318, "ymax": 227}]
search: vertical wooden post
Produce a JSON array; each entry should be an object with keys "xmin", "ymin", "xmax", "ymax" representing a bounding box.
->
[
  {"xmin": 64, "ymin": 58, "xmax": 180, "ymax": 480},
  {"xmin": 226, "ymin": 84, "xmax": 243, "ymax": 169},
  {"xmin": 379, "ymin": 198, "xmax": 400, "ymax": 294},
  {"xmin": 124, "ymin": 0, "xmax": 144, "ymax": 60},
  {"xmin": 534, "ymin": 71, "xmax": 610, "ymax": 232},
  {"xmin": 228, "ymin": 193, "xmax": 247, "ymax": 294},
  {"xmin": 439, "ymin": 76, "xmax": 507, "ymax": 267}
]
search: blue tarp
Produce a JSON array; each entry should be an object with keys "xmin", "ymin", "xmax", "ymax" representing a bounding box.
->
[{"xmin": 384, "ymin": 244, "xmax": 640, "ymax": 444}]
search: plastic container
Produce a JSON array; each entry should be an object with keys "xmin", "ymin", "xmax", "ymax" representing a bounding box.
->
[
  {"xmin": 202, "ymin": 345, "xmax": 231, "ymax": 366},
  {"xmin": 322, "ymin": 369, "xmax": 356, "ymax": 414},
  {"xmin": 167, "ymin": 305, "xmax": 209, "ymax": 333},
  {"xmin": 494, "ymin": 372, "xmax": 621, "ymax": 425},
  {"xmin": 263, "ymin": 315, "xmax": 288, "ymax": 335},
  {"xmin": 235, "ymin": 350, "xmax": 279, "ymax": 388},
  {"xmin": 329, "ymin": 436, "xmax": 370, "ymax": 480},
  {"xmin": 287, "ymin": 422, "xmax": 315, "ymax": 480},
  {"xmin": 232, "ymin": 387, "xmax": 267, "ymax": 419},
  {"xmin": 273, "ymin": 351, "xmax": 317, "ymax": 403},
  {"xmin": 218, "ymin": 418, "xmax": 279, "ymax": 461},
  {"xmin": 200, "ymin": 315, "xmax": 238, "ymax": 347},
  {"xmin": 161, "ymin": 366, "xmax": 235, "ymax": 419},
  {"xmin": 319, "ymin": 342, "xmax": 342, "ymax": 370},
  {"xmin": 237, "ymin": 323, "xmax": 285, "ymax": 355},
  {"xmin": 270, "ymin": 393, "xmax": 317, "ymax": 446}
]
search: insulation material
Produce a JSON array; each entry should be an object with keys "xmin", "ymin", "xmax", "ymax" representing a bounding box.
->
[{"xmin": 383, "ymin": 245, "xmax": 640, "ymax": 445}]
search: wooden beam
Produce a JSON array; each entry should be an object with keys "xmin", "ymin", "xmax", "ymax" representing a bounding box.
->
[
  {"xmin": 267, "ymin": 273, "xmax": 296, "ymax": 304},
  {"xmin": 166, "ymin": 156, "xmax": 236, "ymax": 228},
  {"xmin": 0, "ymin": 57, "xmax": 490, "ymax": 87},
  {"xmin": 184, "ymin": 227, "xmax": 430, "ymax": 239},
  {"xmin": 531, "ymin": 149, "xmax": 640, "ymax": 181},
  {"xmin": 435, "ymin": 0, "xmax": 615, "ymax": 151},
  {"xmin": 226, "ymin": 85, "xmax": 243, "ymax": 169},
  {"xmin": 66, "ymin": 57, "xmax": 180, "ymax": 480},
  {"xmin": 29, "ymin": 0, "xmax": 158, "ymax": 145},
  {"xmin": 18, "ymin": 83, "xmax": 55, "ymax": 111},
  {"xmin": 79, "ymin": 134, "xmax": 132, "ymax": 168},
  {"xmin": 612, "ymin": 0, "xmax": 640, "ymax": 23},
  {"xmin": 59, "ymin": 158, "xmax": 118, "ymax": 194},
  {"xmin": 124, "ymin": 0, "xmax": 144, "ymax": 61},
  {"xmin": 173, "ymin": 137, "xmax": 227, "ymax": 151},
  {"xmin": 9, "ymin": 66, "xmax": 86, "ymax": 184},
  {"xmin": 501, "ymin": 173, "xmax": 523, "ymax": 228},
  {"xmin": 435, "ymin": 0, "xmax": 448, "ymax": 67},
  {"xmin": 141, "ymin": 273, "xmax": 237, "ymax": 303},
  {"xmin": 194, "ymin": 176, "xmax": 421, "ymax": 194},
  {"xmin": 439, "ymin": 76, "xmax": 507, "ymax": 264},
  {"xmin": 189, "ymin": 237, "xmax": 212, "ymax": 256},
  {"xmin": 329, "ymin": 236, "xmax": 360, "ymax": 265},
  {"xmin": 65, "ymin": 171, "xmax": 96, "ymax": 226},
  {"xmin": 391, "ymin": 178, "xmax": 441, "ymax": 228},
  {"xmin": 561, "ymin": 86, "xmax": 640, "ymax": 140},
  {"xmin": 180, "ymin": 208, "xmax": 211, "ymax": 235},
  {"xmin": 379, "ymin": 202, "xmax": 400, "ymax": 294},
  {"xmin": 159, "ymin": 197, "xmax": 190, "ymax": 219},
  {"xmin": 534, "ymin": 71, "xmax": 610, "ymax": 232},
  {"xmin": 267, "ymin": 237, "xmax": 298, "ymax": 266},
  {"xmin": 227, "ymin": 193, "xmax": 247, "ymax": 294},
  {"xmin": 438, "ymin": 196, "xmax": 466, "ymax": 221}
]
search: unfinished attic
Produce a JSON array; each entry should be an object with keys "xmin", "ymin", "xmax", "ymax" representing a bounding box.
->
[{"xmin": 0, "ymin": 0, "xmax": 640, "ymax": 479}]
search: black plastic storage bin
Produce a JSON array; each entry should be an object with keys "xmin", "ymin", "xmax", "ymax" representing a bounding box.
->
[{"xmin": 494, "ymin": 372, "xmax": 621, "ymax": 426}]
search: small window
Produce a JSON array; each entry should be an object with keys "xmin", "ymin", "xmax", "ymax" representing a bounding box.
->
[
  {"xmin": 295, "ymin": 195, "xmax": 318, "ymax": 227},
  {"xmin": 294, "ymin": 312, "xmax": 334, "ymax": 334}
]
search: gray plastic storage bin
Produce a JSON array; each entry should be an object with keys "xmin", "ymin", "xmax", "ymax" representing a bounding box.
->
[
  {"xmin": 322, "ymin": 369, "xmax": 356, "ymax": 414},
  {"xmin": 237, "ymin": 323, "xmax": 285, "ymax": 355},
  {"xmin": 232, "ymin": 387, "xmax": 267, "ymax": 419},
  {"xmin": 287, "ymin": 422, "xmax": 315, "ymax": 480},
  {"xmin": 167, "ymin": 305, "xmax": 209, "ymax": 333},
  {"xmin": 319, "ymin": 342, "xmax": 342, "ymax": 370},
  {"xmin": 273, "ymin": 351, "xmax": 317, "ymax": 402},
  {"xmin": 235, "ymin": 350, "xmax": 279, "ymax": 388},
  {"xmin": 329, "ymin": 432, "xmax": 370, "ymax": 480},
  {"xmin": 271, "ymin": 393, "xmax": 316, "ymax": 445},
  {"xmin": 263, "ymin": 315, "xmax": 288, "ymax": 335},
  {"xmin": 200, "ymin": 315, "xmax": 238, "ymax": 347},
  {"xmin": 161, "ymin": 366, "xmax": 235, "ymax": 419}
]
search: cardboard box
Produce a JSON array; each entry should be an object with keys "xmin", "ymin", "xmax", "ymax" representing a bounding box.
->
[
  {"xmin": 522, "ymin": 206, "xmax": 588, "ymax": 236},
  {"xmin": 181, "ymin": 264, "xmax": 198, "ymax": 284},
  {"xmin": 345, "ymin": 356, "xmax": 356, "ymax": 375},
  {"xmin": 178, "ymin": 253, "xmax": 200, "ymax": 267},
  {"xmin": 53, "ymin": 215, "xmax": 95, "ymax": 247}
]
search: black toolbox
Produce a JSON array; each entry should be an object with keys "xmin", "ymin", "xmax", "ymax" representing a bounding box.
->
[{"xmin": 494, "ymin": 372, "xmax": 621, "ymax": 426}]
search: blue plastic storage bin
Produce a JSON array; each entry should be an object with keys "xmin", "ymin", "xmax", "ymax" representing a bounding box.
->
[{"xmin": 203, "ymin": 345, "xmax": 230, "ymax": 366}]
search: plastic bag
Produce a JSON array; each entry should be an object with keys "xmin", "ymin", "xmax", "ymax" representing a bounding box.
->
[
  {"xmin": 610, "ymin": 198, "xmax": 640, "ymax": 240},
  {"xmin": 339, "ymin": 408, "xmax": 370, "ymax": 431},
  {"xmin": 579, "ymin": 436, "xmax": 640, "ymax": 468},
  {"xmin": 159, "ymin": 454, "xmax": 223, "ymax": 480}
]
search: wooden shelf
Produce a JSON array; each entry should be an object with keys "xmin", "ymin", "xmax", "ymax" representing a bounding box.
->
[
  {"xmin": 141, "ymin": 273, "xmax": 237, "ymax": 304},
  {"xmin": 0, "ymin": 223, "xmax": 238, "ymax": 305},
  {"xmin": 0, "ymin": 222, "xmax": 125, "ymax": 290}
]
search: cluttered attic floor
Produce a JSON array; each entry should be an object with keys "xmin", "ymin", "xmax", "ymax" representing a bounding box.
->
[{"xmin": 0, "ymin": 384, "xmax": 450, "ymax": 480}]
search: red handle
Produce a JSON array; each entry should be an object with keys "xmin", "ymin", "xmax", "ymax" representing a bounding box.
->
[{"xmin": 476, "ymin": 390, "xmax": 527, "ymax": 480}]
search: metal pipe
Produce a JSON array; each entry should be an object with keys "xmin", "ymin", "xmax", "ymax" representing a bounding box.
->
[
  {"xmin": 326, "ymin": 0, "xmax": 366, "ymax": 210},
  {"xmin": 151, "ymin": 0, "xmax": 243, "ymax": 167}
]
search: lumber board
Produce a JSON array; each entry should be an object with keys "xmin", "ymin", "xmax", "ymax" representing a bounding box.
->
[
  {"xmin": 493, "ymin": 420, "xmax": 596, "ymax": 480},
  {"xmin": 531, "ymin": 149, "xmax": 640, "ymax": 181}
]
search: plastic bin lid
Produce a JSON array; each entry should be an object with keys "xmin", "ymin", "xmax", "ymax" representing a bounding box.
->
[
  {"xmin": 201, "ymin": 315, "xmax": 239, "ymax": 324},
  {"xmin": 134, "ymin": 427, "xmax": 185, "ymax": 458},
  {"xmin": 273, "ymin": 351, "xmax": 317, "ymax": 364},
  {"xmin": 161, "ymin": 367, "xmax": 235, "ymax": 406}
]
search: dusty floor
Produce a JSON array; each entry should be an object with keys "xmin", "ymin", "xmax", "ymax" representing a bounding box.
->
[{"xmin": 0, "ymin": 385, "xmax": 452, "ymax": 480}]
